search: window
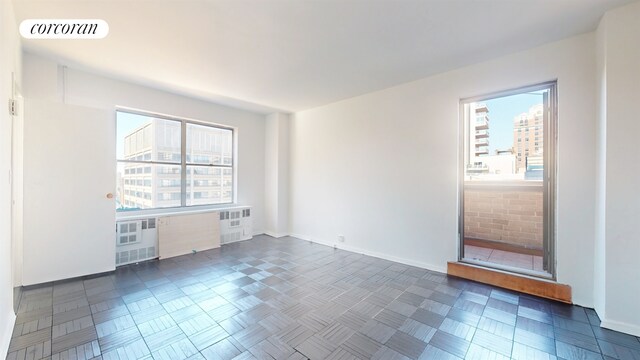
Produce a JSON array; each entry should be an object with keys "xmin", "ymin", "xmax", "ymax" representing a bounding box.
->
[
  {"xmin": 116, "ymin": 110, "xmax": 234, "ymax": 211},
  {"xmin": 460, "ymin": 81, "xmax": 557, "ymax": 278}
]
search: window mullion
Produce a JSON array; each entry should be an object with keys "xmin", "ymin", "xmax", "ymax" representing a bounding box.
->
[
  {"xmin": 181, "ymin": 120, "xmax": 187, "ymax": 207},
  {"xmin": 117, "ymin": 110, "xmax": 234, "ymax": 211}
]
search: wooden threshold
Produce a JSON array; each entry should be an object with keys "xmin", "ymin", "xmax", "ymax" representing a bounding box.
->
[
  {"xmin": 447, "ymin": 261, "xmax": 571, "ymax": 303},
  {"xmin": 464, "ymin": 238, "xmax": 543, "ymax": 257}
]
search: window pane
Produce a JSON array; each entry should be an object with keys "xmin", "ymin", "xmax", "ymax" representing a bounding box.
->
[
  {"xmin": 186, "ymin": 123, "xmax": 232, "ymax": 165},
  {"xmin": 464, "ymin": 92, "xmax": 546, "ymax": 181},
  {"xmin": 116, "ymin": 112, "xmax": 181, "ymax": 163},
  {"xmin": 116, "ymin": 163, "xmax": 181, "ymax": 211},
  {"xmin": 186, "ymin": 166, "xmax": 232, "ymax": 206},
  {"xmin": 116, "ymin": 111, "xmax": 236, "ymax": 212}
]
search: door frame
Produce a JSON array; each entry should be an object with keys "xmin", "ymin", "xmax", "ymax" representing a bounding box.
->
[
  {"xmin": 457, "ymin": 80, "xmax": 558, "ymax": 279},
  {"xmin": 10, "ymin": 72, "xmax": 23, "ymax": 313}
]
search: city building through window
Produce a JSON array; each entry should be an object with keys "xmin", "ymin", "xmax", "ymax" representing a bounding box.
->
[{"xmin": 116, "ymin": 110, "xmax": 234, "ymax": 211}]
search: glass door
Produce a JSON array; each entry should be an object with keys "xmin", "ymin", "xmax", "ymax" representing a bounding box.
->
[{"xmin": 459, "ymin": 82, "xmax": 556, "ymax": 278}]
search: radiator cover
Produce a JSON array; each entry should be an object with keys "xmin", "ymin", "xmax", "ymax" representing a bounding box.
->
[
  {"xmin": 115, "ymin": 218, "xmax": 158, "ymax": 266},
  {"xmin": 115, "ymin": 206, "xmax": 252, "ymax": 266}
]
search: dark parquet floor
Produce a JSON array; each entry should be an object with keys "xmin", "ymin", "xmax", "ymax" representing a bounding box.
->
[{"xmin": 6, "ymin": 235, "xmax": 640, "ymax": 360}]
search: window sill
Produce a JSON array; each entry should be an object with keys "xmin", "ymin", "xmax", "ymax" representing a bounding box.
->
[{"xmin": 116, "ymin": 204, "xmax": 250, "ymax": 221}]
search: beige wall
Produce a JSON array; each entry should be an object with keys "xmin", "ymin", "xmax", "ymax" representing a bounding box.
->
[{"xmin": 464, "ymin": 187, "xmax": 543, "ymax": 248}]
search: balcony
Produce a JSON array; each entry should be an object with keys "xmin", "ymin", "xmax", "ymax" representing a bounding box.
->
[
  {"xmin": 475, "ymin": 129, "xmax": 489, "ymax": 138},
  {"xmin": 463, "ymin": 182, "xmax": 544, "ymax": 272},
  {"xmin": 475, "ymin": 116, "xmax": 489, "ymax": 130},
  {"xmin": 475, "ymin": 103, "xmax": 489, "ymax": 112},
  {"xmin": 475, "ymin": 138, "xmax": 489, "ymax": 147},
  {"xmin": 475, "ymin": 146, "xmax": 489, "ymax": 155}
]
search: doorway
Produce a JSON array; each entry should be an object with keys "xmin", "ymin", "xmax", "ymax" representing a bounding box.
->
[{"xmin": 459, "ymin": 82, "xmax": 557, "ymax": 278}]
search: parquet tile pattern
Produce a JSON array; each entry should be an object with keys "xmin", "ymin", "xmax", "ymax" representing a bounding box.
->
[{"xmin": 6, "ymin": 235, "xmax": 640, "ymax": 360}]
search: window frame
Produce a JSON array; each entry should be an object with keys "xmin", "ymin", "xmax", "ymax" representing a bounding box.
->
[
  {"xmin": 457, "ymin": 80, "xmax": 558, "ymax": 279},
  {"xmin": 116, "ymin": 108, "xmax": 235, "ymax": 212}
]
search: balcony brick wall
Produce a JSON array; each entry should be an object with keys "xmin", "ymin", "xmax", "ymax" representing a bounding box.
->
[{"xmin": 464, "ymin": 186, "xmax": 543, "ymax": 249}]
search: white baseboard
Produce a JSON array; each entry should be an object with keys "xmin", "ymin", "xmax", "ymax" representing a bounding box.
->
[
  {"xmin": 1, "ymin": 311, "xmax": 16, "ymax": 359},
  {"xmin": 288, "ymin": 233, "xmax": 447, "ymax": 275},
  {"xmin": 289, "ymin": 233, "xmax": 311, "ymax": 241},
  {"xmin": 600, "ymin": 318, "xmax": 640, "ymax": 337},
  {"xmin": 263, "ymin": 231, "xmax": 289, "ymax": 238}
]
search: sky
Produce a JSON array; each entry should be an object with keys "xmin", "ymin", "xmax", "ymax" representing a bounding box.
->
[
  {"xmin": 483, "ymin": 91, "xmax": 545, "ymax": 153},
  {"xmin": 116, "ymin": 111, "xmax": 153, "ymax": 159}
]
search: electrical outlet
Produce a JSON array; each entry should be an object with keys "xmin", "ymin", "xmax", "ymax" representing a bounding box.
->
[{"xmin": 338, "ymin": 235, "xmax": 345, "ymax": 243}]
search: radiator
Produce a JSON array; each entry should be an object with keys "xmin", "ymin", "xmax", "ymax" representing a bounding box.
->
[
  {"xmin": 115, "ymin": 218, "xmax": 158, "ymax": 266},
  {"xmin": 219, "ymin": 207, "xmax": 253, "ymax": 244},
  {"xmin": 115, "ymin": 206, "xmax": 252, "ymax": 266},
  {"xmin": 158, "ymin": 212, "xmax": 220, "ymax": 259}
]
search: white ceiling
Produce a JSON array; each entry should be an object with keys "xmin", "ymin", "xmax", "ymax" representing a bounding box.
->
[{"xmin": 13, "ymin": 0, "xmax": 635, "ymax": 113}]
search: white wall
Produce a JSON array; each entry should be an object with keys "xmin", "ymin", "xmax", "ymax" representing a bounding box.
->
[
  {"xmin": 11, "ymin": 96, "xmax": 23, "ymax": 295},
  {"xmin": 290, "ymin": 33, "xmax": 598, "ymax": 306},
  {"xmin": 21, "ymin": 53, "xmax": 267, "ymax": 284},
  {"xmin": 264, "ymin": 112, "xmax": 290, "ymax": 237},
  {"xmin": 593, "ymin": 11, "xmax": 608, "ymax": 323},
  {"xmin": 265, "ymin": 114, "xmax": 278, "ymax": 234},
  {"xmin": 0, "ymin": 0, "xmax": 21, "ymax": 356},
  {"xmin": 595, "ymin": 1, "xmax": 640, "ymax": 337}
]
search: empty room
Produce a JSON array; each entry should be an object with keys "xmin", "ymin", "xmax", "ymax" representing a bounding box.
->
[{"xmin": 1, "ymin": 0, "xmax": 639, "ymax": 359}]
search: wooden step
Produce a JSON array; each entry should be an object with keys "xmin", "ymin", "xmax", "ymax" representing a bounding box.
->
[{"xmin": 447, "ymin": 261, "xmax": 571, "ymax": 303}]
